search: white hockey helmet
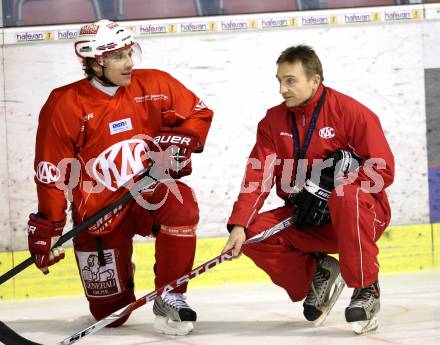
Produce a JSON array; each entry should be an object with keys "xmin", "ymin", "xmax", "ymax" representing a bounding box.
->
[{"xmin": 74, "ymin": 19, "xmax": 142, "ymax": 67}]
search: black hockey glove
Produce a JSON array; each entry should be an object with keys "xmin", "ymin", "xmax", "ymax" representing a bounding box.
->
[{"xmin": 292, "ymin": 150, "xmax": 362, "ymax": 230}]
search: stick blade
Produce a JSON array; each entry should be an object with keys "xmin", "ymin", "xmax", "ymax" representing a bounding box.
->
[{"xmin": 0, "ymin": 321, "xmax": 43, "ymax": 345}]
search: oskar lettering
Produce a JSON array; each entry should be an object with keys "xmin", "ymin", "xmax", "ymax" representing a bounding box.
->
[
  {"xmin": 154, "ymin": 135, "xmax": 191, "ymax": 146},
  {"xmin": 36, "ymin": 161, "xmax": 61, "ymax": 184}
]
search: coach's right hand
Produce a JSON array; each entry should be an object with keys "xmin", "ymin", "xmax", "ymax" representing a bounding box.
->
[
  {"xmin": 222, "ymin": 225, "xmax": 246, "ymax": 258},
  {"xmin": 27, "ymin": 213, "xmax": 66, "ymax": 274}
]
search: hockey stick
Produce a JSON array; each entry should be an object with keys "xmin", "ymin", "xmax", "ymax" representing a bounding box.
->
[
  {"xmin": 0, "ymin": 215, "xmax": 296, "ymax": 345},
  {"xmin": 57, "ymin": 215, "xmax": 297, "ymax": 345},
  {"xmin": 0, "ymin": 168, "xmax": 157, "ymax": 285}
]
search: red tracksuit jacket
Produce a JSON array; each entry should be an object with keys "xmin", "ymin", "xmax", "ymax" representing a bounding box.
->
[{"xmin": 228, "ymin": 84, "xmax": 394, "ymax": 228}]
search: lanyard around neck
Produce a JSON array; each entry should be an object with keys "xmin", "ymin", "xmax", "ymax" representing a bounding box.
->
[{"xmin": 291, "ymin": 87, "xmax": 327, "ymax": 160}]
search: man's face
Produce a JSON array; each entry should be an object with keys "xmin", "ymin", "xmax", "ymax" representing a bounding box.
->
[
  {"xmin": 100, "ymin": 47, "xmax": 134, "ymax": 86},
  {"xmin": 276, "ymin": 61, "xmax": 320, "ymax": 108}
]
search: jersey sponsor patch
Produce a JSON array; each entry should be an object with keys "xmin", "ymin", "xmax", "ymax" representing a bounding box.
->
[
  {"xmin": 319, "ymin": 127, "xmax": 336, "ymax": 139},
  {"xmin": 76, "ymin": 249, "xmax": 122, "ymax": 298},
  {"xmin": 35, "ymin": 161, "xmax": 61, "ymax": 184},
  {"xmin": 109, "ymin": 118, "xmax": 133, "ymax": 135}
]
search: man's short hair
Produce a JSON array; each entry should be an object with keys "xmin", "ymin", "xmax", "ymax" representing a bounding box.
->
[{"xmin": 277, "ymin": 45, "xmax": 324, "ymax": 82}]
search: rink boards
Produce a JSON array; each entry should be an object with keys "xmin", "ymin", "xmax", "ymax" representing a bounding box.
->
[{"xmin": 0, "ymin": 223, "xmax": 439, "ymax": 300}]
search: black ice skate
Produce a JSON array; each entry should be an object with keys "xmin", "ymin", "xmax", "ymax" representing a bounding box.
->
[
  {"xmin": 303, "ymin": 254, "xmax": 345, "ymax": 326},
  {"xmin": 153, "ymin": 292, "xmax": 197, "ymax": 335},
  {"xmin": 345, "ymin": 280, "xmax": 380, "ymax": 334}
]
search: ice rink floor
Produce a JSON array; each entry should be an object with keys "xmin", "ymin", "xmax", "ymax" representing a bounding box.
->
[{"xmin": 1, "ymin": 270, "xmax": 439, "ymax": 345}]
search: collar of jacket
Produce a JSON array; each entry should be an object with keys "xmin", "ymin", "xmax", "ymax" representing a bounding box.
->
[{"xmin": 287, "ymin": 83, "xmax": 325, "ymax": 115}]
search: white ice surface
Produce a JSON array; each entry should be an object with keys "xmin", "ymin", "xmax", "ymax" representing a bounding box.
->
[{"xmin": 1, "ymin": 270, "xmax": 439, "ymax": 345}]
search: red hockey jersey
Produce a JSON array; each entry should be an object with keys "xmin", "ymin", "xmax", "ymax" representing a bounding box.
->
[
  {"xmin": 34, "ymin": 69, "xmax": 213, "ymax": 233},
  {"xmin": 228, "ymin": 84, "xmax": 394, "ymax": 229}
]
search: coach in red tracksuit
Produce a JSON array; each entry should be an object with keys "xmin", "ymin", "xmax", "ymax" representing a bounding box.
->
[{"xmin": 223, "ymin": 45, "xmax": 394, "ymax": 334}]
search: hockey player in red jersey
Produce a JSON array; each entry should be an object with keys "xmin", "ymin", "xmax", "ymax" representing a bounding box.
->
[
  {"xmin": 27, "ymin": 19, "xmax": 213, "ymax": 335},
  {"xmin": 222, "ymin": 45, "xmax": 394, "ymax": 334}
]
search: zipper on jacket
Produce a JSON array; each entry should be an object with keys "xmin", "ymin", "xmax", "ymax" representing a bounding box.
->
[{"xmin": 302, "ymin": 111, "xmax": 306, "ymax": 127}]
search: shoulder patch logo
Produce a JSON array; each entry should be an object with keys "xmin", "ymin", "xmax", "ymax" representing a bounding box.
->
[
  {"xmin": 36, "ymin": 161, "xmax": 61, "ymax": 184},
  {"xmin": 109, "ymin": 118, "xmax": 133, "ymax": 135},
  {"xmin": 319, "ymin": 127, "xmax": 335, "ymax": 139}
]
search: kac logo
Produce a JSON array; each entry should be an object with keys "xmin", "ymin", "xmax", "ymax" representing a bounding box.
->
[
  {"xmin": 92, "ymin": 139, "xmax": 149, "ymax": 191},
  {"xmin": 36, "ymin": 161, "xmax": 61, "ymax": 184},
  {"xmin": 319, "ymin": 127, "xmax": 335, "ymax": 139}
]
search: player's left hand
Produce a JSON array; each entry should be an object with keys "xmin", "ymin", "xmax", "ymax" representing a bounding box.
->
[
  {"xmin": 222, "ymin": 225, "xmax": 246, "ymax": 258},
  {"xmin": 152, "ymin": 127, "xmax": 201, "ymax": 179}
]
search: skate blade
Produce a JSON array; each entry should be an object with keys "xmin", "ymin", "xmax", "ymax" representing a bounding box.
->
[
  {"xmin": 154, "ymin": 316, "xmax": 194, "ymax": 336},
  {"xmin": 351, "ymin": 316, "xmax": 378, "ymax": 335},
  {"xmin": 314, "ymin": 275, "xmax": 346, "ymax": 327}
]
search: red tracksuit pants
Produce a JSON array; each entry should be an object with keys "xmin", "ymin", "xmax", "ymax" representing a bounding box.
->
[
  {"xmin": 243, "ymin": 185, "xmax": 390, "ymax": 302},
  {"xmin": 73, "ymin": 180, "xmax": 199, "ymax": 326}
]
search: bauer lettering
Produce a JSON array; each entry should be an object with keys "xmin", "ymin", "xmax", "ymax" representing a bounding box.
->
[{"xmin": 154, "ymin": 135, "xmax": 192, "ymax": 146}]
